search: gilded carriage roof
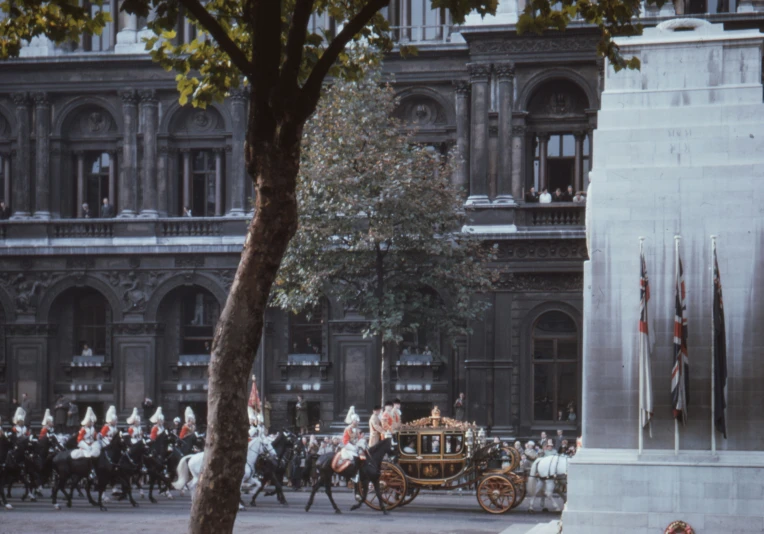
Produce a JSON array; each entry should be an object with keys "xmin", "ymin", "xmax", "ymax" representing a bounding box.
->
[{"xmin": 399, "ymin": 406, "xmax": 478, "ymax": 432}]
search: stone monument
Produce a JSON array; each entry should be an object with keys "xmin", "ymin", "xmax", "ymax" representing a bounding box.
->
[{"xmin": 564, "ymin": 19, "xmax": 764, "ymax": 534}]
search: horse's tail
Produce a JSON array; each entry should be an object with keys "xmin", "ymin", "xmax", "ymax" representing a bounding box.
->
[{"xmin": 173, "ymin": 455, "xmax": 192, "ymax": 490}]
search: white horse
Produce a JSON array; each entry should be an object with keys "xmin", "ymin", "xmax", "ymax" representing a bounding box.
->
[
  {"xmin": 527, "ymin": 454, "xmax": 569, "ymax": 513},
  {"xmin": 174, "ymin": 435, "xmax": 276, "ymax": 510}
]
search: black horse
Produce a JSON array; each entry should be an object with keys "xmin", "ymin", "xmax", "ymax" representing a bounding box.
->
[
  {"xmin": 0, "ymin": 432, "xmax": 14, "ymax": 509},
  {"xmin": 249, "ymin": 430, "xmax": 297, "ymax": 507},
  {"xmin": 3, "ymin": 435, "xmax": 40, "ymax": 502},
  {"xmin": 305, "ymin": 438, "xmax": 396, "ymax": 515},
  {"xmin": 51, "ymin": 432, "xmax": 126, "ymax": 510}
]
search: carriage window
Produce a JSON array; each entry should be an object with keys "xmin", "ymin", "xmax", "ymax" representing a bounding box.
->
[
  {"xmin": 400, "ymin": 434, "xmax": 417, "ymax": 454},
  {"xmin": 532, "ymin": 311, "xmax": 579, "ymax": 423},
  {"xmin": 444, "ymin": 434, "xmax": 463, "ymax": 455},
  {"xmin": 421, "ymin": 435, "xmax": 441, "ymax": 454}
]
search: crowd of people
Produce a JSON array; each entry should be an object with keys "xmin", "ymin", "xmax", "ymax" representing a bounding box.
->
[{"xmin": 525, "ymin": 185, "xmax": 586, "ymax": 204}]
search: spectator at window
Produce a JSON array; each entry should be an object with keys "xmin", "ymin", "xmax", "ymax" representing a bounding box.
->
[
  {"xmin": 81, "ymin": 202, "xmax": 91, "ymax": 218},
  {"xmin": 81, "ymin": 342, "xmax": 93, "ymax": 357},
  {"xmin": 563, "ymin": 185, "xmax": 574, "ymax": 201},
  {"xmin": 568, "ymin": 405, "xmax": 577, "ymax": 422},
  {"xmin": 100, "ymin": 197, "xmax": 114, "ymax": 218},
  {"xmin": 525, "ymin": 187, "xmax": 539, "ymax": 203},
  {"xmin": 539, "ymin": 188, "xmax": 552, "ymax": 204},
  {"xmin": 573, "ymin": 191, "xmax": 586, "ymax": 203},
  {"xmin": 0, "ymin": 201, "xmax": 10, "ymax": 219},
  {"xmin": 183, "ymin": 205, "xmax": 193, "ymax": 217},
  {"xmin": 552, "ymin": 188, "xmax": 566, "ymax": 202}
]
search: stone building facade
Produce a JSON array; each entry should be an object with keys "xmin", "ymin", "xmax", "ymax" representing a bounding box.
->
[{"xmin": 0, "ymin": 0, "xmax": 759, "ymax": 435}]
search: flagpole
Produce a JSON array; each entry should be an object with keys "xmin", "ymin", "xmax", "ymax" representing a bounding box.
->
[
  {"xmin": 711, "ymin": 235, "xmax": 717, "ymax": 454},
  {"xmin": 674, "ymin": 235, "xmax": 681, "ymax": 457},
  {"xmin": 638, "ymin": 237, "xmax": 645, "ymax": 456}
]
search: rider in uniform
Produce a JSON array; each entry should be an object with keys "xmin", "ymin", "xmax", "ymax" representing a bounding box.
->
[
  {"xmin": 77, "ymin": 407, "xmax": 101, "ymax": 458},
  {"xmin": 149, "ymin": 407, "xmax": 166, "ymax": 440},
  {"xmin": 126, "ymin": 408, "xmax": 143, "ymax": 443},
  {"xmin": 368, "ymin": 405, "xmax": 384, "ymax": 447},
  {"xmin": 248, "ymin": 406, "xmax": 260, "ymax": 441},
  {"xmin": 380, "ymin": 401, "xmax": 394, "ymax": 435},
  {"xmin": 10, "ymin": 407, "xmax": 30, "ymax": 439},
  {"xmin": 179, "ymin": 407, "xmax": 196, "ymax": 440},
  {"xmin": 341, "ymin": 407, "xmax": 365, "ymax": 483},
  {"xmin": 100, "ymin": 406, "xmax": 119, "ymax": 446},
  {"xmin": 392, "ymin": 398, "xmax": 403, "ymax": 431},
  {"xmin": 39, "ymin": 409, "xmax": 55, "ymax": 439}
]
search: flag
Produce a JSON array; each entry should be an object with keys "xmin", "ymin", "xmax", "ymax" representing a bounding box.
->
[
  {"xmin": 713, "ymin": 247, "xmax": 727, "ymax": 439},
  {"xmin": 639, "ymin": 249, "xmax": 654, "ymax": 434},
  {"xmin": 671, "ymin": 255, "xmax": 689, "ymax": 424},
  {"xmin": 248, "ymin": 377, "xmax": 261, "ymax": 412}
]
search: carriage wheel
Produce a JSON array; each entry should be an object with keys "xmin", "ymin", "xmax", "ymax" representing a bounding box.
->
[
  {"xmin": 398, "ymin": 487, "xmax": 420, "ymax": 507},
  {"xmin": 508, "ymin": 472, "xmax": 526, "ymax": 509},
  {"xmin": 363, "ymin": 461, "xmax": 407, "ymax": 511},
  {"xmin": 476, "ymin": 474, "xmax": 516, "ymax": 514}
]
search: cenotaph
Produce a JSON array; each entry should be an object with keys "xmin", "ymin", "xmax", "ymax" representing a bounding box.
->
[{"xmin": 563, "ymin": 19, "xmax": 764, "ymax": 534}]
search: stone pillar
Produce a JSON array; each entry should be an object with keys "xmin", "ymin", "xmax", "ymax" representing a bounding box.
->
[
  {"xmin": 2, "ymin": 154, "xmax": 10, "ymax": 204},
  {"xmin": 453, "ymin": 81, "xmax": 470, "ymax": 194},
  {"xmin": 215, "ymin": 148, "xmax": 223, "ymax": 216},
  {"xmin": 157, "ymin": 145, "xmax": 169, "ymax": 217},
  {"xmin": 495, "ymin": 62, "xmax": 515, "ymax": 204},
  {"xmin": 108, "ymin": 151, "xmax": 116, "ymax": 205},
  {"xmin": 76, "ymin": 151, "xmax": 85, "ymax": 217},
  {"xmin": 115, "ymin": 7, "xmax": 139, "ymax": 53},
  {"xmin": 467, "ymin": 63, "xmax": 491, "ymax": 205},
  {"xmin": 118, "ymin": 90, "xmax": 138, "ymax": 217},
  {"xmin": 511, "ymin": 118, "xmax": 527, "ymax": 200},
  {"xmin": 227, "ymin": 87, "xmax": 248, "ymax": 216},
  {"xmin": 11, "ymin": 93, "xmax": 31, "ymax": 219},
  {"xmin": 32, "ymin": 92, "xmax": 51, "ymax": 219},
  {"xmin": 537, "ymin": 133, "xmax": 549, "ymax": 192},
  {"xmin": 138, "ymin": 90, "xmax": 159, "ymax": 218},
  {"xmin": 181, "ymin": 149, "xmax": 191, "ymax": 212},
  {"xmin": 574, "ymin": 131, "xmax": 585, "ymax": 193}
]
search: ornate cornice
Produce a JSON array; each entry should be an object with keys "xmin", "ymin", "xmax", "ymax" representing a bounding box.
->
[
  {"xmin": 175, "ymin": 255, "xmax": 204, "ymax": 268},
  {"xmin": 472, "ymin": 36, "xmax": 599, "ymax": 55},
  {"xmin": 493, "ymin": 239, "xmax": 588, "ymax": 262},
  {"xmin": 492, "ymin": 272, "xmax": 584, "ymax": 292}
]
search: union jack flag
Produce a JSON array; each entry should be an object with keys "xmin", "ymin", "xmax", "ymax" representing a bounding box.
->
[
  {"xmin": 639, "ymin": 249, "xmax": 654, "ymax": 433},
  {"xmin": 671, "ymin": 255, "xmax": 689, "ymax": 425}
]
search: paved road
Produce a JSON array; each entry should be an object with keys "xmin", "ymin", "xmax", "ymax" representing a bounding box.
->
[{"xmin": 0, "ymin": 488, "xmax": 561, "ymax": 534}]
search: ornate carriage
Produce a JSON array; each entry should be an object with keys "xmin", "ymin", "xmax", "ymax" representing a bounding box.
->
[{"xmin": 361, "ymin": 407, "xmax": 526, "ymax": 514}]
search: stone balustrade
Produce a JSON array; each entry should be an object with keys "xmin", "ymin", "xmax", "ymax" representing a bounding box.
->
[{"xmin": 516, "ymin": 203, "xmax": 586, "ymax": 227}]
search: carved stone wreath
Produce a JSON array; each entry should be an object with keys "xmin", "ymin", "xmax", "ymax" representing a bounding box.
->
[{"xmin": 395, "ymin": 96, "xmax": 447, "ymax": 128}]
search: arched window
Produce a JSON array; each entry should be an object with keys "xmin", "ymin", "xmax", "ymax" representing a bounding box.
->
[
  {"xmin": 531, "ymin": 311, "xmax": 579, "ymax": 423},
  {"xmin": 180, "ymin": 291, "xmax": 220, "ymax": 354},
  {"xmin": 288, "ymin": 300, "xmax": 326, "ymax": 355}
]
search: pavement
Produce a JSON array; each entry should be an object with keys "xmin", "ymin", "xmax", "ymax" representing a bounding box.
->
[{"xmin": 0, "ymin": 487, "xmax": 563, "ymax": 534}]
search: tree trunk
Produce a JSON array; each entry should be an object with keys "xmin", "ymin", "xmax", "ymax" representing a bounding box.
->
[{"xmin": 188, "ymin": 134, "xmax": 300, "ymax": 533}]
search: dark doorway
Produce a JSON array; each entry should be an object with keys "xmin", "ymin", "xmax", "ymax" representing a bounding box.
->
[
  {"xmin": 287, "ymin": 400, "xmax": 321, "ymax": 432},
  {"xmin": 548, "ymin": 159, "xmax": 574, "ymax": 194}
]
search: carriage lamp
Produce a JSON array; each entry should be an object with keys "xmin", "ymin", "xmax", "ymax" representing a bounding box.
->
[
  {"xmin": 466, "ymin": 428, "xmax": 475, "ymax": 455},
  {"xmin": 477, "ymin": 427, "xmax": 486, "ymax": 446}
]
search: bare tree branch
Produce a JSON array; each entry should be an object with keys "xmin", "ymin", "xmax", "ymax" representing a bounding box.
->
[
  {"xmin": 178, "ymin": 0, "xmax": 253, "ymax": 78},
  {"xmin": 299, "ymin": 0, "xmax": 389, "ymax": 119},
  {"xmin": 280, "ymin": 0, "xmax": 315, "ymax": 95}
]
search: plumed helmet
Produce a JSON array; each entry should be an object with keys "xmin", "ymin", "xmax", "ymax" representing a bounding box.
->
[
  {"xmin": 344, "ymin": 406, "xmax": 357, "ymax": 425},
  {"xmin": 41, "ymin": 408, "xmax": 54, "ymax": 427},
  {"xmin": 126, "ymin": 407, "xmax": 140, "ymax": 425},
  {"xmin": 105, "ymin": 405, "xmax": 118, "ymax": 424},
  {"xmin": 184, "ymin": 406, "xmax": 195, "ymax": 424},
  {"xmin": 149, "ymin": 407, "xmax": 165, "ymax": 424},
  {"xmin": 81, "ymin": 406, "xmax": 97, "ymax": 427},
  {"xmin": 248, "ymin": 406, "xmax": 257, "ymax": 423},
  {"xmin": 12, "ymin": 407, "xmax": 26, "ymax": 425},
  {"xmin": 173, "ymin": 417, "xmax": 181, "ymax": 425}
]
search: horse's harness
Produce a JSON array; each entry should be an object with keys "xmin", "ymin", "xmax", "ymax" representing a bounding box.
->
[{"xmin": 529, "ymin": 454, "xmax": 566, "ymax": 482}]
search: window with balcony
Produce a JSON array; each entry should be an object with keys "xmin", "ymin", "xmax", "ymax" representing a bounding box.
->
[
  {"xmin": 531, "ymin": 311, "xmax": 579, "ymax": 424},
  {"xmin": 393, "ymin": 0, "xmax": 451, "ymax": 42},
  {"xmin": 288, "ymin": 301, "xmax": 326, "ymax": 355},
  {"xmin": 74, "ymin": 291, "xmax": 109, "ymax": 355},
  {"xmin": 80, "ymin": 0, "xmax": 117, "ymax": 51},
  {"xmin": 532, "ymin": 133, "xmax": 590, "ymax": 194},
  {"xmin": 180, "ymin": 291, "xmax": 220, "ymax": 355},
  {"xmin": 73, "ymin": 151, "xmax": 115, "ymax": 217},
  {"xmin": 178, "ymin": 149, "xmax": 224, "ymax": 216}
]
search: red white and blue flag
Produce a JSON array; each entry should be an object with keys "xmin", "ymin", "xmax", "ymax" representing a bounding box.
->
[
  {"xmin": 671, "ymin": 255, "xmax": 689, "ymax": 425},
  {"xmin": 639, "ymin": 249, "xmax": 654, "ymax": 434}
]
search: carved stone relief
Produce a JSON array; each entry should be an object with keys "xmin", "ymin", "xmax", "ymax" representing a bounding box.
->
[
  {"xmin": 472, "ymin": 37, "xmax": 599, "ymax": 55},
  {"xmin": 395, "ymin": 96, "xmax": 448, "ymax": 128},
  {"xmin": 493, "ymin": 240, "xmax": 588, "ymax": 262}
]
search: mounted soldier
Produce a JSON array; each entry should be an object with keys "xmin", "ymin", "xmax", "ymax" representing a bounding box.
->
[
  {"xmin": 10, "ymin": 407, "xmax": 30, "ymax": 440},
  {"xmin": 248, "ymin": 406, "xmax": 260, "ymax": 441},
  {"xmin": 76, "ymin": 406, "xmax": 101, "ymax": 458},
  {"xmin": 149, "ymin": 407, "xmax": 166, "ymax": 440},
  {"xmin": 392, "ymin": 398, "xmax": 403, "ymax": 431},
  {"xmin": 368, "ymin": 406, "xmax": 384, "ymax": 447},
  {"xmin": 339, "ymin": 407, "xmax": 366, "ymax": 483},
  {"xmin": 179, "ymin": 407, "xmax": 196, "ymax": 440},
  {"xmin": 100, "ymin": 405, "xmax": 119, "ymax": 446},
  {"xmin": 39, "ymin": 409, "xmax": 55, "ymax": 439},
  {"xmin": 126, "ymin": 407, "xmax": 143, "ymax": 443}
]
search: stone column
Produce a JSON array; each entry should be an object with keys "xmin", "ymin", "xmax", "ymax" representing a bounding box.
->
[
  {"xmin": 75, "ymin": 151, "xmax": 85, "ymax": 217},
  {"xmin": 2, "ymin": 154, "xmax": 10, "ymax": 204},
  {"xmin": 495, "ymin": 62, "xmax": 515, "ymax": 204},
  {"xmin": 32, "ymin": 92, "xmax": 51, "ymax": 219},
  {"xmin": 537, "ymin": 133, "xmax": 550, "ymax": 192},
  {"xmin": 181, "ymin": 149, "xmax": 191, "ymax": 211},
  {"xmin": 157, "ymin": 145, "xmax": 169, "ymax": 216},
  {"xmin": 227, "ymin": 87, "xmax": 248, "ymax": 216},
  {"xmin": 108, "ymin": 151, "xmax": 116, "ymax": 205},
  {"xmin": 453, "ymin": 80, "xmax": 470, "ymax": 194},
  {"xmin": 214, "ymin": 148, "xmax": 223, "ymax": 216},
  {"xmin": 138, "ymin": 90, "xmax": 159, "ymax": 218},
  {"xmin": 11, "ymin": 93, "xmax": 31, "ymax": 218},
  {"xmin": 467, "ymin": 63, "xmax": 491, "ymax": 205},
  {"xmin": 574, "ymin": 131, "xmax": 585, "ymax": 193},
  {"xmin": 118, "ymin": 90, "xmax": 138, "ymax": 217},
  {"xmin": 511, "ymin": 118, "xmax": 527, "ymax": 200}
]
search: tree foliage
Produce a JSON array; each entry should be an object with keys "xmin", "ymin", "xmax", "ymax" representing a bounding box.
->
[{"xmin": 274, "ymin": 72, "xmax": 494, "ymax": 348}]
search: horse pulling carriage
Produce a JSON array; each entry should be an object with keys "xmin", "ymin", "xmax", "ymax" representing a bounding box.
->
[{"xmin": 359, "ymin": 407, "xmax": 527, "ymax": 514}]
